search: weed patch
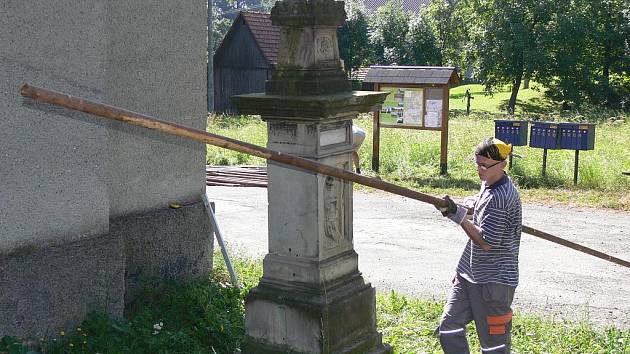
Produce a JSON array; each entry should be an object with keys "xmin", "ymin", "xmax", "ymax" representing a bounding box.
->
[{"xmin": 1, "ymin": 275, "xmax": 246, "ymax": 354}]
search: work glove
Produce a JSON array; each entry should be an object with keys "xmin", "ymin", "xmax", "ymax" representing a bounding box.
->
[
  {"xmin": 437, "ymin": 195, "xmax": 468, "ymax": 225},
  {"xmin": 462, "ymin": 195, "xmax": 478, "ymax": 209},
  {"xmin": 462, "ymin": 195, "xmax": 477, "ymax": 220}
]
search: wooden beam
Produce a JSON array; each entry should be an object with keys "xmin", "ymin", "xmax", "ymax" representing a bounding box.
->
[
  {"xmin": 20, "ymin": 83, "xmax": 444, "ymax": 207},
  {"xmin": 20, "ymin": 83, "xmax": 630, "ymax": 269}
]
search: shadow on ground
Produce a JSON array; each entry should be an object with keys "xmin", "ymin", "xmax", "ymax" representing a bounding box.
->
[{"xmin": 409, "ymin": 176, "xmax": 480, "ymax": 191}]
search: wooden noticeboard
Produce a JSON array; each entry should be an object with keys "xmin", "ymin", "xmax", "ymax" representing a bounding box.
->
[{"xmin": 372, "ymin": 83, "xmax": 451, "ymax": 175}]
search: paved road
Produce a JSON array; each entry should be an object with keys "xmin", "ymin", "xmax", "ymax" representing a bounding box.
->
[{"xmin": 206, "ymin": 186, "xmax": 630, "ymax": 329}]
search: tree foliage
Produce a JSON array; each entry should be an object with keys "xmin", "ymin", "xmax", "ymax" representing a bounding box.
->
[
  {"xmin": 353, "ymin": 0, "xmax": 441, "ymax": 67},
  {"xmin": 423, "ymin": 0, "xmax": 630, "ymax": 111},
  {"xmin": 210, "ymin": 3, "xmax": 233, "ymax": 54},
  {"xmin": 541, "ymin": 0, "xmax": 630, "ymax": 108},
  {"xmin": 338, "ymin": 0, "xmax": 372, "ymax": 73},
  {"xmin": 461, "ymin": 0, "xmax": 552, "ymax": 114},
  {"xmin": 369, "ymin": 0, "xmax": 411, "ymax": 64},
  {"xmin": 405, "ymin": 16, "xmax": 442, "ymax": 66},
  {"xmin": 422, "ymin": 0, "xmax": 466, "ymax": 67}
]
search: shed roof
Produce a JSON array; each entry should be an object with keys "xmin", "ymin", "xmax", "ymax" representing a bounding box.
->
[
  {"xmin": 240, "ymin": 12, "xmax": 280, "ymax": 65},
  {"xmin": 350, "ymin": 67, "xmax": 370, "ymax": 81},
  {"xmin": 364, "ymin": 66, "xmax": 461, "ymax": 85}
]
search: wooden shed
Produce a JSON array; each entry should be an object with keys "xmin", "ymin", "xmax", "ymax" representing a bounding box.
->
[{"xmin": 213, "ymin": 11, "xmax": 279, "ymax": 113}]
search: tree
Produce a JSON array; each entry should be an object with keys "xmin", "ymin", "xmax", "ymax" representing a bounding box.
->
[
  {"xmin": 464, "ymin": 0, "xmax": 551, "ymax": 114},
  {"xmin": 538, "ymin": 2, "xmax": 594, "ymax": 108},
  {"xmin": 423, "ymin": 0, "xmax": 464, "ymax": 67},
  {"xmin": 369, "ymin": 0, "xmax": 410, "ymax": 64},
  {"xmin": 342, "ymin": 0, "xmax": 441, "ymax": 68},
  {"xmin": 536, "ymin": 0, "xmax": 630, "ymax": 109},
  {"xmin": 214, "ymin": 0, "xmax": 274, "ymax": 19},
  {"xmin": 338, "ymin": 0, "xmax": 372, "ymax": 74},
  {"xmin": 404, "ymin": 16, "xmax": 442, "ymax": 66},
  {"xmin": 211, "ymin": 2, "xmax": 233, "ymax": 54},
  {"xmin": 544, "ymin": 0, "xmax": 630, "ymax": 108}
]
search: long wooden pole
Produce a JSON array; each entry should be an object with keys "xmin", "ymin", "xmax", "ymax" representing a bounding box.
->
[
  {"xmin": 20, "ymin": 84, "xmax": 630, "ymax": 269},
  {"xmin": 20, "ymin": 84, "xmax": 444, "ymax": 206}
]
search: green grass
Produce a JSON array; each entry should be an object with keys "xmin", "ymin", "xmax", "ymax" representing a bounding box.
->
[
  {"xmin": 449, "ymin": 83, "xmax": 553, "ymax": 115},
  {"xmin": 206, "ymin": 114, "xmax": 267, "ymax": 166},
  {"xmin": 377, "ymin": 290, "xmax": 629, "ymax": 354},
  {"xmin": 206, "ymin": 95, "xmax": 630, "ymax": 210},
  {"xmin": 354, "ymin": 113, "xmax": 630, "ymax": 210},
  {"xmin": 0, "ymin": 253, "xmax": 259, "ymax": 354},
  {"xmin": 3, "ymin": 254, "xmax": 627, "ymax": 353}
]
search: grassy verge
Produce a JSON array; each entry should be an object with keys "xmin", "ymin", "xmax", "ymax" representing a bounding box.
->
[
  {"xmin": 206, "ymin": 115, "xmax": 267, "ymax": 167},
  {"xmin": 449, "ymin": 83, "xmax": 553, "ymax": 115},
  {"xmin": 207, "ymin": 108, "xmax": 630, "ymax": 210},
  {"xmin": 355, "ymin": 112, "xmax": 630, "ymax": 210},
  {"xmin": 377, "ymin": 290, "xmax": 629, "ymax": 354},
  {"xmin": 3, "ymin": 254, "xmax": 627, "ymax": 353}
]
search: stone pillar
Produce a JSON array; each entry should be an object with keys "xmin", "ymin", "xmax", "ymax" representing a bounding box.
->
[{"xmin": 232, "ymin": 0, "xmax": 390, "ymax": 353}]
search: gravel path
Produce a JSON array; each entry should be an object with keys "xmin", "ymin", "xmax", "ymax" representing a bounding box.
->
[{"xmin": 206, "ymin": 186, "xmax": 630, "ymax": 330}]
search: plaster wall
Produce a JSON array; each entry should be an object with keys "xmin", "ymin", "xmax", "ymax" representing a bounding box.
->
[
  {"xmin": 104, "ymin": 0, "xmax": 208, "ymax": 216},
  {"xmin": 0, "ymin": 0, "xmax": 211, "ymax": 338},
  {"xmin": 0, "ymin": 0, "xmax": 110, "ymax": 255}
]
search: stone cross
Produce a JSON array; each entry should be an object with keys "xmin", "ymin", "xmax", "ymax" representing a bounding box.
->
[{"xmin": 233, "ymin": 0, "xmax": 390, "ymax": 352}]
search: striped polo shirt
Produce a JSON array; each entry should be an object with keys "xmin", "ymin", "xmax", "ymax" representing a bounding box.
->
[{"xmin": 457, "ymin": 174, "xmax": 522, "ymax": 287}]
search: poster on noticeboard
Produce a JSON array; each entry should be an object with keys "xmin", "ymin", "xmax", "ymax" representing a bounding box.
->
[
  {"xmin": 402, "ymin": 90, "xmax": 423, "ymax": 126},
  {"xmin": 424, "ymin": 88, "xmax": 443, "ymax": 128}
]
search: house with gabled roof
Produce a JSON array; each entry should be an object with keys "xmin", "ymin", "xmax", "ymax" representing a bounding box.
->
[{"xmin": 213, "ymin": 11, "xmax": 280, "ymax": 113}]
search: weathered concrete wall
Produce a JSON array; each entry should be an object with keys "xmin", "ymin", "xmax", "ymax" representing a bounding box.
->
[
  {"xmin": 0, "ymin": 0, "xmax": 211, "ymax": 338},
  {"xmin": 104, "ymin": 0, "xmax": 208, "ymax": 216},
  {"xmin": 0, "ymin": 233, "xmax": 125, "ymax": 336},
  {"xmin": 114, "ymin": 201, "xmax": 213, "ymax": 310},
  {"xmin": 0, "ymin": 0, "xmax": 111, "ymax": 260}
]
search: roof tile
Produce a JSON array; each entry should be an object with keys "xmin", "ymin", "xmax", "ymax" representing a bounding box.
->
[{"xmin": 241, "ymin": 11, "xmax": 280, "ymax": 64}]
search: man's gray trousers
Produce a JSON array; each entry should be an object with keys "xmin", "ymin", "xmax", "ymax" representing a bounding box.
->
[{"xmin": 437, "ymin": 274, "xmax": 515, "ymax": 354}]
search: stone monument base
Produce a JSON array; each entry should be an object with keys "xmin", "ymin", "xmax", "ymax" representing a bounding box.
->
[{"xmin": 241, "ymin": 272, "xmax": 392, "ymax": 354}]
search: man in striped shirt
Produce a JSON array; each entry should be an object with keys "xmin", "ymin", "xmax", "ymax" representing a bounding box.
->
[{"xmin": 436, "ymin": 138, "xmax": 522, "ymax": 354}]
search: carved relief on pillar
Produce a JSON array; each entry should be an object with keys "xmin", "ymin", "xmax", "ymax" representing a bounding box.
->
[
  {"xmin": 323, "ymin": 171, "xmax": 350, "ymax": 250},
  {"xmin": 315, "ymin": 34, "xmax": 334, "ymax": 61}
]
